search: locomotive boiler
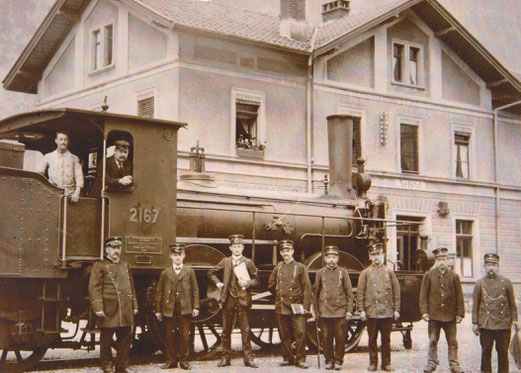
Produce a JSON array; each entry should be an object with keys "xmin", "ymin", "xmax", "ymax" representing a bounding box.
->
[{"xmin": 0, "ymin": 109, "xmax": 428, "ymax": 372}]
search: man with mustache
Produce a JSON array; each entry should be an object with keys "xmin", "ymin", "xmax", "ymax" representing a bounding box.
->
[
  {"xmin": 472, "ymin": 253, "xmax": 519, "ymax": 373},
  {"xmin": 420, "ymin": 248, "xmax": 465, "ymax": 373},
  {"xmin": 89, "ymin": 236, "xmax": 138, "ymax": 373}
]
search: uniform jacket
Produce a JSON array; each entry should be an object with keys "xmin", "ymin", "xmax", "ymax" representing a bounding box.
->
[
  {"xmin": 268, "ymin": 260, "xmax": 313, "ymax": 315},
  {"xmin": 357, "ymin": 264, "xmax": 400, "ymax": 319},
  {"xmin": 89, "ymin": 259, "xmax": 138, "ymax": 328},
  {"xmin": 419, "ymin": 267, "xmax": 465, "ymax": 322},
  {"xmin": 155, "ymin": 265, "xmax": 200, "ymax": 317},
  {"xmin": 105, "ymin": 156, "xmax": 133, "ymax": 191},
  {"xmin": 472, "ymin": 274, "xmax": 518, "ymax": 330},
  {"xmin": 208, "ymin": 256, "xmax": 259, "ymax": 308},
  {"xmin": 314, "ymin": 265, "xmax": 354, "ymax": 318}
]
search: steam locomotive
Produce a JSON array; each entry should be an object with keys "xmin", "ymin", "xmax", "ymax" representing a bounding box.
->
[{"xmin": 0, "ymin": 109, "xmax": 430, "ymax": 372}]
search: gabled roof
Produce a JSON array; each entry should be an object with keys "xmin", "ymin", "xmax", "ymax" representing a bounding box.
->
[{"xmin": 3, "ymin": 0, "xmax": 521, "ymax": 109}]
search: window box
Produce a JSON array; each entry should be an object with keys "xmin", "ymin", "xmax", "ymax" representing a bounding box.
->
[{"xmin": 236, "ymin": 147, "xmax": 265, "ymax": 159}]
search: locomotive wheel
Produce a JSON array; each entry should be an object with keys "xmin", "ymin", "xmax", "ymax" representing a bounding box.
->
[
  {"xmin": 306, "ymin": 318, "xmax": 365, "ymax": 353},
  {"xmin": 0, "ymin": 347, "xmax": 47, "ymax": 373},
  {"xmin": 249, "ymin": 326, "xmax": 280, "ymax": 350}
]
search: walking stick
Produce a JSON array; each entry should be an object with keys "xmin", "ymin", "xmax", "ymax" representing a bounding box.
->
[{"xmin": 315, "ymin": 318, "xmax": 321, "ymax": 368}]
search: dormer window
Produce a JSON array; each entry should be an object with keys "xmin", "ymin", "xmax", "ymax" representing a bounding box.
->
[
  {"xmin": 392, "ymin": 40, "xmax": 423, "ymax": 87},
  {"xmin": 91, "ymin": 23, "xmax": 114, "ymax": 72}
]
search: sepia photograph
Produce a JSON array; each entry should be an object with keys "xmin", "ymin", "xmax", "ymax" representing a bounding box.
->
[{"xmin": 0, "ymin": 0, "xmax": 521, "ymax": 372}]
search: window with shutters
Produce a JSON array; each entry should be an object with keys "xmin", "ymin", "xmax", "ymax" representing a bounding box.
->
[
  {"xmin": 455, "ymin": 220, "xmax": 473, "ymax": 277},
  {"xmin": 232, "ymin": 88, "xmax": 266, "ymax": 157},
  {"xmin": 454, "ymin": 132, "xmax": 470, "ymax": 178},
  {"xmin": 400, "ymin": 123, "xmax": 418, "ymax": 173},
  {"xmin": 137, "ymin": 96, "xmax": 154, "ymax": 118},
  {"xmin": 352, "ymin": 117, "xmax": 362, "ymax": 165},
  {"xmin": 392, "ymin": 40, "xmax": 423, "ymax": 87},
  {"xmin": 91, "ymin": 23, "xmax": 114, "ymax": 72}
]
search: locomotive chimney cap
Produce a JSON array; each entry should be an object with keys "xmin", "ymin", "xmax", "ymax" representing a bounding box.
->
[
  {"xmin": 279, "ymin": 240, "xmax": 294, "ymax": 251},
  {"xmin": 483, "ymin": 253, "xmax": 499, "ymax": 264},
  {"xmin": 228, "ymin": 234, "xmax": 244, "ymax": 245},
  {"xmin": 169, "ymin": 243, "xmax": 185, "ymax": 254},
  {"xmin": 105, "ymin": 236, "xmax": 123, "ymax": 247},
  {"xmin": 432, "ymin": 247, "xmax": 449, "ymax": 258},
  {"xmin": 324, "ymin": 245, "xmax": 339, "ymax": 256}
]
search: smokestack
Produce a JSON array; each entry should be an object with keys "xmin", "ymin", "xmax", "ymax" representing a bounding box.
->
[
  {"xmin": 322, "ymin": 0, "xmax": 350, "ymax": 22},
  {"xmin": 326, "ymin": 114, "xmax": 355, "ymax": 199}
]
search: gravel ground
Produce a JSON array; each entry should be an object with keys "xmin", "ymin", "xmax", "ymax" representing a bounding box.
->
[{"xmin": 29, "ymin": 315, "xmax": 520, "ymax": 373}]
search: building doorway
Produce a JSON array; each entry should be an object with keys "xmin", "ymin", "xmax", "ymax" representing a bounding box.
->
[{"xmin": 396, "ymin": 216, "xmax": 424, "ymax": 271}]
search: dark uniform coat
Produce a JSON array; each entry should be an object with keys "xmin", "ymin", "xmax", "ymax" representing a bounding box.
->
[
  {"xmin": 315, "ymin": 266, "xmax": 354, "ymax": 318},
  {"xmin": 357, "ymin": 264, "xmax": 400, "ymax": 319},
  {"xmin": 420, "ymin": 267, "xmax": 465, "ymax": 322},
  {"xmin": 472, "ymin": 274, "xmax": 518, "ymax": 330},
  {"xmin": 268, "ymin": 260, "xmax": 313, "ymax": 315},
  {"xmin": 208, "ymin": 256, "xmax": 259, "ymax": 308},
  {"xmin": 89, "ymin": 259, "xmax": 138, "ymax": 328},
  {"xmin": 106, "ymin": 156, "xmax": 133, "ymax": 191},
  {"xmin": 155, "ymin": 266, "xmax": 200, "ymax": 317}
]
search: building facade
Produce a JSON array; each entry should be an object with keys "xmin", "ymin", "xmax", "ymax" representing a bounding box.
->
[{"xmin": 4, "ymin": 0, "xmax": 521, "ymax": 295}]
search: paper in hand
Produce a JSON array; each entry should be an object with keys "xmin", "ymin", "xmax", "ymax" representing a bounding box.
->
[{"xmin": 234, "ymin": 262, "xmax": 251, "ymax": 284}]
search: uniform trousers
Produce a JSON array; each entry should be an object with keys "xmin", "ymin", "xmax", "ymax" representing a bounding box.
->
[
  {"xmin": 100, "ymin": 327, "xmax": 132, "ymax": 372},
  {"xmin": 164, "ymin": 302, "xmax": 192, "ymax": 364},
  {"xmin": 320, "ymin": 317, "xmax": 347, "ymax": 365},
  {"xmin": 221, "ymin": 296, "xmax": 253, "ymax": 361},
  {"xmin": 479, "ymin": 328, "xmax": 511, "ymax": 373},
  {"xmin": 367, "ymin": 318, "xmax": 393, "ymax": 367},
  {"xmin": 426, "ymin": 320, "xmax": 462, "ymax": 371},
  {"xmin": 277, "ymin": 313, "xmax": 307, "ymax": 364}
]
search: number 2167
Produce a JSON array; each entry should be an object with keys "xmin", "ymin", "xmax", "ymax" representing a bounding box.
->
[{"xmin": 129, "ymin": 207, "xmax": 159, "ymax": 224}]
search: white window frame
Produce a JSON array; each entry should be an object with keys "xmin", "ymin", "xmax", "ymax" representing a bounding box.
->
[
  {"xmin": 451, "ymin": 123, "xmax": 474, "ymax": 180},
  {"xmin": 391, "ymin": 39, "xmax": 424, "ymax": 88},
  {"xmin": 89, "ymin": 21, "xmax": 115, "ymax": 74},
  {"xmin": 230, "ymin": 88, "xmax": 266, "ymax": 156},
  {"xmin": 396, "ymin": 115, "xmax": 422, "ymax": 175},
  {"xmin": 452, "ymin": 216, "xmax": 479, "ymax": 279}
]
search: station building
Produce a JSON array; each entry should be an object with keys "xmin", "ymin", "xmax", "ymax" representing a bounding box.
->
[{"xmin": 4, "ymin": 0, "xmax": 521, "ymax": 295}]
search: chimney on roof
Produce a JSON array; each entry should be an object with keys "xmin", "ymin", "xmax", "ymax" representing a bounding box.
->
[
  {"xmin": 322, "ymin": 0, "xmax": 350, "ymax": 22},
  {"xmin": 280, "ymin": 0, "xmax": 308, "ymax": 41}
]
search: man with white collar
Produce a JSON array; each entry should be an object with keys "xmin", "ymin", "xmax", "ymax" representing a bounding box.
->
[
  {"xmin": 357, "ymin": 244, "xmax": 400, "ymax": 372},
  {"xmin": 208, "ymin": 234, "xmax": 259, "ymax": 368},
  {"xmin": 89, "ymin": 236, "xmax": 138, "ymax": 373},
  {"xmin": 472, "ymin": 253, "xmax": 519, "ymax": 373},
  {"xmin": 155, "ymin": 244, "xmax": 200, "ymax": 370},
  {"xmin": 268, "ymin": 240, "xmax": 313, "ymax": 369},
  {"xmin": 420, "ymin": 248, "xmax": 465, "ymax": 373},
  {"xmin": 314, "ymin": 245, "xmax": 354, "ymax": 370}
]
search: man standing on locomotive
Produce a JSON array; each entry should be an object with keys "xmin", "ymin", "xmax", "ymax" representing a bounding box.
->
[
  {"xmin": 314, "ymin": 245, "xmax": 354, "ymax": 370},
  {"xmin": 38, "ymin": 130, "xmax": 84, "ymax": 202},
  {"xmin": 268, "ymin": 240, "xmax": 314, "ymax": 369},
  {"xmin": 472, "ymin": 253, "xmax": 519, "ymax": 373},
  {"xmin": 89, "ymin": 236, "xmax": 138, "ymax": 373},
  {"xmin": 357, "ymin": 244, "xmax": 400, "ymax": 372},
  {"xmin": 155, "ymin": 244, "xmax": 200, "ymax": 370},
  {"xmin": 208, "ymin": 234, "xmax": 259, "ymax": 368},
  {"xmin": 420, "ymin": 247, "xmax": 465, "ymax": 373}
]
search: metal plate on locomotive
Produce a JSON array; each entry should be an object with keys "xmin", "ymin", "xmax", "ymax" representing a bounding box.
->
[{"xmin": 125, "ymin": 236, "xmax": 162, "ymax": 254}]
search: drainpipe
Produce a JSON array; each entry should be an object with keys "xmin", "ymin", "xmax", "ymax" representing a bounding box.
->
[
  {"xmin": 493, "ymin": 99, "xmax": 521, "ymax": 256},
  {"xmin": 306, "ymin": 55, "xmax": 314, "ymax": 192}
]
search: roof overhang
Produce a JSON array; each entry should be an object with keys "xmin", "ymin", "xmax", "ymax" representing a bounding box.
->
[{"xmin": 314, "ymin": 0, "xmax": 521, "ymax": 112}]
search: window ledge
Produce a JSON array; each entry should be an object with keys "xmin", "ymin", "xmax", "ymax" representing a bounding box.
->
[
  {"xmin": 236, "ymin": 148, "xmax": 265, "ymax": 159},
  {"xmin": 391, "ymin": 81, "xmax": 426, "ymax": 91},
  {"xmin": 88, "ymin": 64, "xmax": 115, "ymax": 77}
]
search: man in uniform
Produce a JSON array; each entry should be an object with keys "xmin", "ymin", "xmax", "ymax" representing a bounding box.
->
[
  {"xmin": 357, "ymin": 244, "xmax": 400, "ymax": 372},
  {"xmin": 89, "ymin": 236, "xmax": 138, "ymax": 373},
  {"xmin": 155, "ymin": 244, "xmax": 200, "ymax": 370},
  {"xmin": 420, "ymin": 247, "xmax": 465, "ymax": 373},
  {"xmin": 314, "ymin": 245, "xmax": 354, "ymax": 370},
  {"xmin": 208, "ymin": 234, "xmax": 259, "ymax": 368},
  {"xmin": 268, "ymin": 240, "xmax": 313, "ymax": 369},
  {"xmin": 106, "ymin": 138, "xmax": 133, "ymax": 191},
  {"xmin": 472, "ymin": 253, "xmax": 520, "ymax": 373},
  {"xmin": 39, "ymin": 130, "xmax": 84, "ymax": 202}
]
